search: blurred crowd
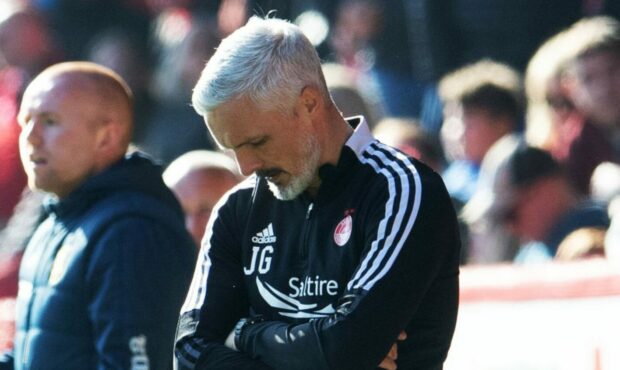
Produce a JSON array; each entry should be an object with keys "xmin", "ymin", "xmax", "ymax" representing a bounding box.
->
[{"xmin": 1, "ymin": 1, "xmax": 620, "ymax": 347}]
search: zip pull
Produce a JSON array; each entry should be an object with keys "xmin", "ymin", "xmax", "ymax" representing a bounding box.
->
[{"xmin": 306, "ymin": 203, "xmax": 314, "ymax": 219}]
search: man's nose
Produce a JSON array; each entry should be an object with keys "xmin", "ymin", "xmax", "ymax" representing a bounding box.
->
[
  {"xmin": 20, "ymin": 121, "xmax": 42, "ymax": 147},
  {"xmin": 235, "ymin": 150, "xmax": 263, "ymax": 177}
]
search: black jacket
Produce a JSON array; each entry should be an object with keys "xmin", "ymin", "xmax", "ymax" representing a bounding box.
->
[
  {"xmin": 175, "ymin": 119, "xmax": 460, "ymax": 370},
  {"xmin": 8, "ymin": 153, "xmax": 196, "ymax": 370}
]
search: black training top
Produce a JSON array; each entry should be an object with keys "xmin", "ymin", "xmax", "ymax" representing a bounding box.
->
[{"xmin": 175, "ymin": 117, "xmax": 461, "ymax": 370}]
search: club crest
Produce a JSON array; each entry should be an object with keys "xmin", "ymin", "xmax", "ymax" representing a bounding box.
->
[{"xmin": 334, "ymin": 214, "xmax": 353, "ymax": 246}]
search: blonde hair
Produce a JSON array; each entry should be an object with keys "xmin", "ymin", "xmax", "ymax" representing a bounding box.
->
[{"xmin": 439, "ymin": 59, "xmax": 523, "ymax": 121}]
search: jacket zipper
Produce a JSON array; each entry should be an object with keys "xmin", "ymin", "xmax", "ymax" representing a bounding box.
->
[{"xmin": 300, "ymin": 203, "xmax": 314, "ymax": 260}]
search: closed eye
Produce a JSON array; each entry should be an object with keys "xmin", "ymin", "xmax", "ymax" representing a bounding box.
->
[
  {"xmin": 249, "ymin": 137, "xmax": 268, "ymax": 148},
  {"xmin": 232, "ymin": 135, "xmax": 269, "ymax": 150},
  {"xmin": 17, "ymin": 113, "xmax": 58, "ymax": 128},
  {"xmin": 42, "ymin": 117, "xmax": 56, "ymax": 126}
]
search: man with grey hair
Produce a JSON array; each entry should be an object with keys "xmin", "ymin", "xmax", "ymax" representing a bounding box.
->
[{"xmin": 175, "ymin": 16, "xmax": 460, "ymax": 370}]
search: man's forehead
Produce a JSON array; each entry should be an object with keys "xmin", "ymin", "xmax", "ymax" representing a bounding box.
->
[
  {"xmin": 577, "ymin": 49, "xmax": 620, "ymax": 70},
  {"xmin": 25, "ymin": 75, "xmax": 55, "ymax": 96},
  {"xmin": 205, "ymin": 98, "xmax": 265, "ymax": 149},
  {"xmin": 204, "ymin": 113, "xmax": 230, "ymax": 150},
  {"xmin": 20, "ymin": 78, "xmax": 70, "ymax": 116},
  {"xmin": 25, "ymin": 73, "xmax": 86, "ymax": 101}
]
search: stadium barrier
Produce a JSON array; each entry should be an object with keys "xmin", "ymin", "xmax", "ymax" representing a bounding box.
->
[{"xmin": 445, "ymin": 259, "xmax": 620, "ymax": 370}]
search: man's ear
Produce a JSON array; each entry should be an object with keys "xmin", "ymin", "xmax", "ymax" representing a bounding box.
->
[
  {"xmin": 95, "ymin": 120, "xmax": 123, "ymax": 157},
  {"xmin": 297, "ymin": 86, "xmax": 321, "ymax": 116}
]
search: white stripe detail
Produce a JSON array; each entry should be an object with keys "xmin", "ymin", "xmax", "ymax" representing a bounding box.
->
[
  {"xmin": 349, "ymin": 152, "xmax": 401, "ymax": 290},
  {"xmin": 347, "ymin": 149, "xmax": 396, "ymax": 290},
  {"xmin": 181, "ymin": 179, "xmax": 255, "ymax": 313},
  {"xmin": 181, "ymin": 237, "xmax": 212, "ymax": 313},
  {"xmin": 348, "ymin": 143, "xmax": 422, "ymax": 291}
]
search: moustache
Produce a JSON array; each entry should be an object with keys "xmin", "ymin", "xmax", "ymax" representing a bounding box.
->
[{"xmin": 256, "ymin": 168, "xmax": 284, "ymax": 178}]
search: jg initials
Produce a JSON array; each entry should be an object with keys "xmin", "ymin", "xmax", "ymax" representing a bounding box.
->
[{"xmin": 243, "ymin": 246, "xmax": 273, "ymax": 275}]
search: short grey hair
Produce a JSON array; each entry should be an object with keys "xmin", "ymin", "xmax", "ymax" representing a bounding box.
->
[{"xmin": 191, "ymin": 16, "xmax": 329, "ymax": 115}]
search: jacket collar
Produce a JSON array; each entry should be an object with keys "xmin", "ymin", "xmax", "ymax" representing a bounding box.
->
[
  {"xmin": 310, "ymin": 116, "xmax": 375, "ymax": 203},
  {"xmin": 343, "ymin": 116, "xmax": 374, "ymax": 157}
]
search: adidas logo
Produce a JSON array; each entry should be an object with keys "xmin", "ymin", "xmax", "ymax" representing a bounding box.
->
[{"xmin": 252, "ymin": 223, "xmax": 277, "ymax": 244}]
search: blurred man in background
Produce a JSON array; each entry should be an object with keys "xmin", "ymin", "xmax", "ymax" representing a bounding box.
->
[
  {"xmin": 164, "ymin": 150, "xmax": 242, "ymax": 248},
  {"xmin": 0, "ymin": 62, "xmax": 195, "ymax": 370}
]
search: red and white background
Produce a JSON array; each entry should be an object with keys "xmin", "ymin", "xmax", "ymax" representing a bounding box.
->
[{"xmin": 445, "ymin": 259, "xmax": 620, "ymax": 370}]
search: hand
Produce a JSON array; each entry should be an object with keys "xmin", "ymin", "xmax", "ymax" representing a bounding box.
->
[{"xmin": 378, "ymin": 331, "xmax": 407, "ymax": 370}]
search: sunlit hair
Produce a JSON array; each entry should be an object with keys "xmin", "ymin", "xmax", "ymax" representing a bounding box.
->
[
  {"xmin": 438, "ymin": 59, "xmax": 523, "ymax": 122},
  {"xmin": 191, "ymin": 16, "xmax": 329, "ymax": 115},
  {"xmin": 568, "ymin": 16, "xmax": 620, "ymax": 62},
  {"xmin": 524, "ymin": 25, "xmax": 578, "ymax": 148}
]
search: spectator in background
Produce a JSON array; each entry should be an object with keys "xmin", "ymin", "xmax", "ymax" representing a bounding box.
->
[
  {"xmin": 439, "ymin": 59, "xmax": 523, "ymax": 206},
  {"xmin": 328, "ymin": 0, "xmax": 380, "ymax": 80},
  {"xmin": 142, "ymin": 10, "xmax": 220, "ymax": 164},
  {"xmin": 164, "ymin": 150, "xmax": 242, "ymax": 248},
  {"xmin": 322, "ymin": 62, "xmax": 379, "ymax": 128},
  {"xmin": 524, "ymin": 19, "xmax": 580, "ymax": 151},
  {"xmin": 0, "ymin": 68, "xmax": 26, "ymax": 228},
  {"xmin": 475, "ymin": 145, "xmax": 609, "ymax": 263},
  {"xmin": 0, "ymin": 62, "xmax": 196, "ymax": 369},
  {"xmin": 524, "ymin": 19, "xmax": 616, "ymax": 196},
  {"xmin": 0, "ymin": 7, "xmax": 61, "ymax": 79},
  {"xmin": 0, "ymin": 6, "xmax": 62, "ymax": 228},
  {"xmin": 86, "ymin": 27, "xmax": 155, "ymax": 146},
  {"xmin": 328, "ymin": 0, "xmax": 580, "ymax": 134},
  {"xmin": 590, "ymin": 162, "xmax": 620, "ymax": 260},
  {"xmin": 461, "ymin": 134, "xmax": 523, "ymax": 264},
  {"xmin": 555, "ymin": 227, "xmax": 606, "ymax": 261},
  {"xmin": 329, "ymin": 0, "xmax": 451, "ymax": 132},
  {"xmin": 566, "ymin": 16, "xmax": 620, "ymax": 156},
  {"xmin": 591, "ymin": 162, "xmax": 620, "ymax": 205},
  {"xmin": 372, "ymin": 117, "xmax": 445, "ymax": 173}
]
